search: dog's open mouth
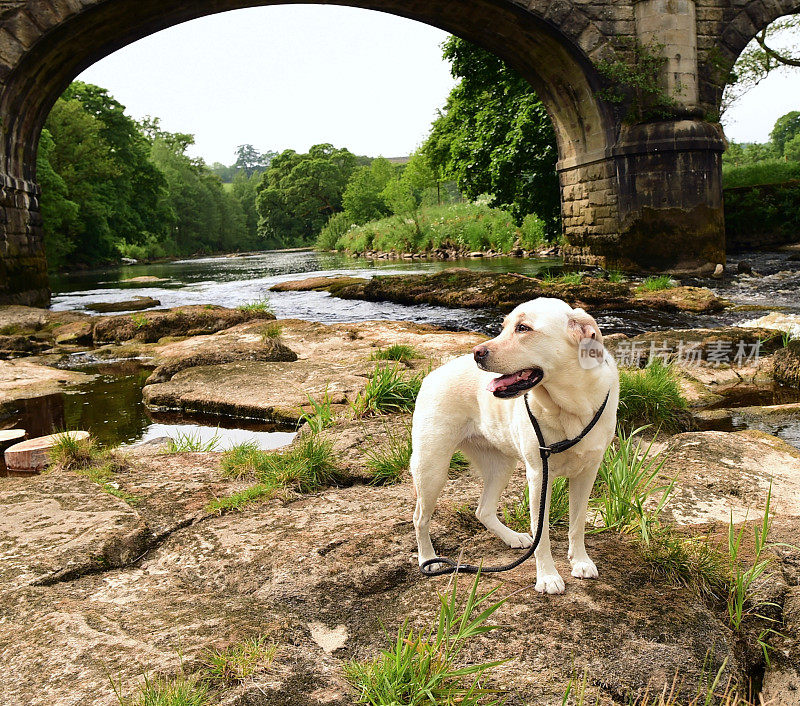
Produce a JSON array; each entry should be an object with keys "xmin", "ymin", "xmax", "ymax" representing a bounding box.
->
[{"xmin": 487, "ymin": 367, "xmax": 544, "ymax": 398}]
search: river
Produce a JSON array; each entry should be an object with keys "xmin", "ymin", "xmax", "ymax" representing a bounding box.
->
[{"xmin": 25, "ymin": 247, "xmax": 799, "ymax": 450}]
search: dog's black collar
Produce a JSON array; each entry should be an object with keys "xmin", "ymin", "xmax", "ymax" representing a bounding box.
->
[
  {"xmin": 420, "ymin": 389, "xmax": 612, "ymax": 578},
  {"xmin": 524, "ymin": 390, "xmax": 611, "ymax": 458}
]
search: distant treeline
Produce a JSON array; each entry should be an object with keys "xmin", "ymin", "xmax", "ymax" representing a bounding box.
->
[
  {"xmin": 38, "ymin": 82, "xmax": 275, "ymax": 268},
  {"xmin": 39, "ymin": 36, "xmax": 564, "ymax": 268}
]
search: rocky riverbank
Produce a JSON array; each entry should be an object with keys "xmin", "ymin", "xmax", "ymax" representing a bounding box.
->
[
  {"xmin": 1, "ymin": 302, "xmax": 800, "ymax": 703},
  {"xmin": 271, "ymin": 269, "xmax": 728, "ymax": 314}
]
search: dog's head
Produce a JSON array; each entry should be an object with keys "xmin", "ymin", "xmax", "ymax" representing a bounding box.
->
[{"xmin": 473, "ymin": 298, "xmax": 604, "ymax": 399}]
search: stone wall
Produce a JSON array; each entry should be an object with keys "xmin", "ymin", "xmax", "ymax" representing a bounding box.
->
[{"xmin": 0, "ymin": 175, "xmax": 48, "ymax": 306}]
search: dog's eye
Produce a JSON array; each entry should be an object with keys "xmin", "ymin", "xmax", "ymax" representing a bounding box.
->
[{"xmin": 515, "ymin": 323, "xmax": 531, "ymax": 333}]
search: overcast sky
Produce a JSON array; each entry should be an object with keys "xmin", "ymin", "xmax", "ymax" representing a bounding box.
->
[{"xmin": 76, "ymin": 5, "xmax": 800, "ymax": 165}]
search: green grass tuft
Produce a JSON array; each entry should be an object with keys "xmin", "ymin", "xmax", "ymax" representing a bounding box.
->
[
  {"xmin": 260, "ymin": 322, "xmax": 283, "ymax": 340},
  {"xmin": 298, "ymin": 390, "xmax": 336, "ymax": 432},
  {"xmin": 351, "ymin": 364, "xmax": 423, "ymax": 417},
  {"xmin": 237, "ymin": 298, "xmax": 274, "ymax": 314},
  {"xmin": 502, "ymin": 477, "xmax": 569, "ymax": 533},
  {"xmin": 637, "ymin": 275, "xmax": 674, "ymax": 291},
  {"xmin": 370, "ymin": 344, "xmax": 422, "ymax": 363},
  {"xmin": 123, "ymin": 673, "xmax": 209, "ymax": 706},
  {"xmin": 591, "ymin": 427, "xmax": 672, "ymax": 536},
  {"xmin": 164, "ymin": 429, "xmax": 221, "ymax": 453},
  {"xmin": 366, "ymin": 425, "xmax": 413, "ymax": 485},
  {"xmin": 211, "ymin": 434, "xmax": 340, "ymax": 513},
  {"xmin": 48, "ymin": 433, "xmax": 138, "ymax": 505},
  {"xmin": 49, "ymin": 431, "xmax": 95, "ymax": 469},
  {"xmin": 344, "ymin": 572, "xmax": 507, "ymax": 705},
  {"xmin": 607, "ymin": 270, "xmax": 626, "ymax": 283},
  {"xmin": 617, "ymin": 360, "xmax": 688, "ymax": 433},
  {"xmin": 201, "ymin": 636, "xmax": 277, "ymax": 685}
]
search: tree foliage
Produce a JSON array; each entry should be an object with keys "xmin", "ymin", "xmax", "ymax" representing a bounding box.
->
[
  {"xmin": 255, "ymin": 144, "xmax": 358, "ymax": 247},
  {"xmin": 723, "ymin": 15, "xmax": 800, "ymax": 113},
  {"xmin": 38, "ymin": 82, "xmax": 257, "ymax": 267},
  {"xmin": 423, "ymin": 36, "xmax": 560, "ymax": 237}
]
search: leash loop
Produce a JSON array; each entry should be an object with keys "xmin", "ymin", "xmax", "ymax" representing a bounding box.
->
[{"xmin": 419, "ymin": 390, "xmax": 610, "ymax": 578}]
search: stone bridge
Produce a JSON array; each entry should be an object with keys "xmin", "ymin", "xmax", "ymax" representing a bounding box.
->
[{"xmin": 0, "ymin": 0, "xmax": 799, "ymax": 305}]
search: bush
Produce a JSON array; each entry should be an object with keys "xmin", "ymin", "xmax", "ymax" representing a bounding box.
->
[
  {"xmin": 722, "ymin": 160, "xmax": 800, "ymax": 188},
  {"xmin": 724, "ymin": 179, "xmax": 800, "ymax": 250},
  {"xmin": 330, "ymin": 202, "xmax": 549, "ymax": 255},
  {"xmin": 617, "ymin": 360, "xmax": 688, "ymax": 434},
  {"xmin": 317, "ymin": 211, "xmax": 355, "ymax": 251},
  {"xmin": 519, "ymin": 213, "xmax": 547, "ymax": 250}
]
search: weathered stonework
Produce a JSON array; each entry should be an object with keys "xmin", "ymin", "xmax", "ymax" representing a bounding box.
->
[{"xmin": 0, "ymin": 0, "xmax": 797, "ymax": 301}]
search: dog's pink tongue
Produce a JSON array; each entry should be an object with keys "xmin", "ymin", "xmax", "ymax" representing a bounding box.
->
[{"xmin": 487, "ymin": 371, "xmax": 525, "ymax": 392}]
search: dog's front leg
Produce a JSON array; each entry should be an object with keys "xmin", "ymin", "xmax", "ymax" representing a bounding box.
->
[
  {"xmin": 568, "ymin": 467, "xmax": 599, "ymax": 580},
  {"xmin": 527, "ymin": 464, "xmax": 565, "ymax": 594}
]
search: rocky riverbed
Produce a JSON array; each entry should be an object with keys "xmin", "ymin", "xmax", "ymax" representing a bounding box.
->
[{"xmin": 2, "ymin": 297, "xmax": 800, "ymax": 704}]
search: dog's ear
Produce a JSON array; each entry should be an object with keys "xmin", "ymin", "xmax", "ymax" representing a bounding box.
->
[{"xmin": 567, "ymin": 308, "xmax": 603, "ymax": 345}]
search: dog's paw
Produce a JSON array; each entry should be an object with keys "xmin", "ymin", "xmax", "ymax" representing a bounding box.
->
[
  {"xmin": 504, "ymin": 531, "xmax": 533, "ymax": 549},
  {"xmin": 570, "ymin": 558, "xmax": 598, "ymax": 580},
  {"xmin": 535, "ymin": 572, "xmax": 565, "ymax": 595}
]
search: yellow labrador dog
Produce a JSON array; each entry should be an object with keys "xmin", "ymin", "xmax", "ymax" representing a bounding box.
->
[{"xmin": 410, "ymin": 298, "xmax": 618, "ymax": 594}]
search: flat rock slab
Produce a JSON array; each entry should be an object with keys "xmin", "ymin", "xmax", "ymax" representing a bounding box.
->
[
  {"xmin": 143, "ymin": 359, "xmax": 376, "ymax": 423},
  {"xmin": 0, "ymin": 471, "xmax": 147, "ymax": 588},
  {"xmin": 659, "ymin": 430, "xmax": 800, "ymax": 525},
  {"xmin": 146, "ymin": 326, "xmax": 297, "ymax": 383},
  {"xmin": 5, "ymin": 422, "xmax": 800, "ymax": 704},
  {"xmin": 87, "ymin": 296, "xmax": 161, "ymax": 313},
  {"xmin": 0, "ymin": 359, "xmax": 93, "ymax": 406},
  {"xmin": 0, "ymin": 465, "xmax": 743, "ymax": 705}
]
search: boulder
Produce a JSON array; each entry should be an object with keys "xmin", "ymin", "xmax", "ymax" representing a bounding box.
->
[
  {"xmin": 92, "ymin": 305, "xmax": 275, "ymax": 344},
  {"xmin": 146, "ymin": 330, "xmax": 297, "ymax": 384},
  {"xmin": 52, "ymin": 321, "xmax": 93, "ymax": 346},
  {"xmin": 0, "ymin": 334, "xmax": 49, "ymax": 359},
  {"xmin": 87, "ymin": 296, "xmax": 161, "ymax": 313}
]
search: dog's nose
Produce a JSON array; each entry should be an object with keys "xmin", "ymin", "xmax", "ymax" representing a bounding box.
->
[{"xmin": 473, "ymin": 345, "xmax": 489, "ymax": 363}]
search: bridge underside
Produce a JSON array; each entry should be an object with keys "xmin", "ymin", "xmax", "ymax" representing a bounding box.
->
[{"xmin": 0, "ymin": 0, "xmax": 785, "ymax": 305}]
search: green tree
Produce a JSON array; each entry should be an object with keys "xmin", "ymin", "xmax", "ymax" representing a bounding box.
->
[
  {"xmin": 785, "ymin": 133, "xmax": 800, "ymax": 162},
  {"xmin": 342, "ymin": 157, "xmax": 395, "ymax": 224},
  {"xmin": 232, "ymin": 171, "xmax": 261, "ymax": 243},
  {"xmin": 36, "ymin": 129, "xmax": 80, "ymax": 268},
  {"xmin": 61, "ymin": 82, "xmax": 168, "ymax": 251},
  {"xmin": 149, "ymin": 129, "xmax": 248, "ymax": 255},
  {"xmin": 234, "ymin": 144, "xmax": 275, "ymax": 177},
  {"xmin": 256, "ymin": 144, "xmax": 357, "ymax": 247},
  {"xmin": 771, "ymin": 111, "xmax": 800, "ymax": 155},
  {"xmin": 423, "ymin": 36, "xmax": 560, "ymax": 237}
]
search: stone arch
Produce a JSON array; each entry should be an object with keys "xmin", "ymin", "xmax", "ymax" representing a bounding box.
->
[
  {"xmin": 0, "ymin": 0, "xmax": 618, "ymax": 184},
  {"xmin": 703, "ymin": 0, "xmax": 800, "ymax": 112}
]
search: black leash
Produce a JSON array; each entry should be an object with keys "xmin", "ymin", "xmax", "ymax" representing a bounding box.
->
[{"xmin": 420, "ymin": 390, "xmax": 610, "ymax": 577}]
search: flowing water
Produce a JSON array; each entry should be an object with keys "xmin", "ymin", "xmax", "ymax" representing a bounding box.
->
[{"xmin": 16, "ymin": 247, "xmax": 799, "ymax": 449}]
